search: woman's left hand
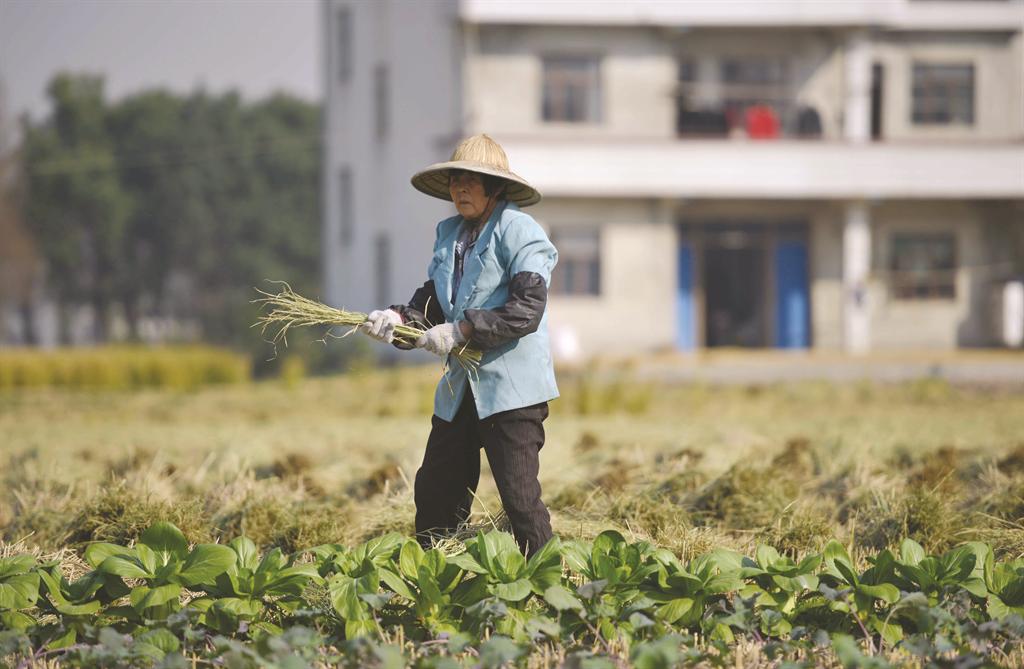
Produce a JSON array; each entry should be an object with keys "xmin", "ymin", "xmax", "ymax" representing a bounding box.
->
[{"xmin": 416, "ymin": 322, "xmax": 466, "ymax": 357}]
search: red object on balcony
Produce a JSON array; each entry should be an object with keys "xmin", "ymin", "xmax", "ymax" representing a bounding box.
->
[{"xmin": 745, "ymin": 105, "xmax": 780, "ymax": 139}]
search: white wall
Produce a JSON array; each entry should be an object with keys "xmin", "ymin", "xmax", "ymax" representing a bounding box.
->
[
  {"xmin": 867, "ymin": 201, "xmax": 1006, "ymax": 349},
  {"xmin": 873, "ymin": 31, "xmax": 1024, "ymax": 142},
  {"xmin": 322, "ymin": 0, "xmax": 462, "ymax": 324},
  {"xmin": 531, "ymin": 198, "xmax": 677, "ymax": 357},
  {"xmin": 466, "ymin": 25, "xmax": 675, "ymax": 139}
]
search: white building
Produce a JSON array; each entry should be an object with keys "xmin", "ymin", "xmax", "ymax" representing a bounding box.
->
[{"xmin": 321, "ymin": 0, "xmax": 1024, "ymax": 358}]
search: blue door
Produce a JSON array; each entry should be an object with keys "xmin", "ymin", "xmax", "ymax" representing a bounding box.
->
[
  {"xmin": 677, "ymin": 244, "xmax": 696, "ymax": 350},
  {"xmin": 774, "ymin": 241, "xmax": 809, "ymax": 348}
]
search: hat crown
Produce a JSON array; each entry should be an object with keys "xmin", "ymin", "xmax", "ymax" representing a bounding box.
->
[{"xmin": 449, "ymin": 133, "xmax": 509, "ymax": 171}]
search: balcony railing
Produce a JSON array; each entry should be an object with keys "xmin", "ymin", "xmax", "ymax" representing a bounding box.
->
[{"xmin": 677, "ymin": 101, "xmax": 824, "ymax": 140}]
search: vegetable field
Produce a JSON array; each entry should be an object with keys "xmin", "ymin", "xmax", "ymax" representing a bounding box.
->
[{"xmin": 2, "ymin": 363, "xmax": 1024, "ymax": 668}]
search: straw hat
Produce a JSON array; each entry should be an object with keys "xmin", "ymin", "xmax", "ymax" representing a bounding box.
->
[{"xmin": 411, "ymin": 133, "xmax": 541, "ymax": 207}]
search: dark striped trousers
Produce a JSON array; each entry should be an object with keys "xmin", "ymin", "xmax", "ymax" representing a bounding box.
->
[{"xmin": 414, "ymin": 385, "xmax": 554, "ymax": 558}]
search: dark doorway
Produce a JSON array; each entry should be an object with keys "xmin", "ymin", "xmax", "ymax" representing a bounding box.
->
[
  {"xmin": 871, "ymin": 63, "xmax": 884, "ymax": 140},
  {"xmin": 703, "ymin": 229, "xmax": 766, "ymax": 347}
]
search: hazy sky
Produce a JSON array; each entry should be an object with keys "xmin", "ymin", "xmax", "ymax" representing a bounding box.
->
[{"xmin": 0, "ymin": 0, "xmax": 320, "ymax": 128}]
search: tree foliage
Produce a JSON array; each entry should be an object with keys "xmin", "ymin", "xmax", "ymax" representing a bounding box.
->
[{"xmin": 18, "ymin": 72, "xmax": 321, "ymax": 351}]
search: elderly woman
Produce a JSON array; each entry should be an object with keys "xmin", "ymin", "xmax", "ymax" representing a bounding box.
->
[{"xmin": 359, "ymin": 134, "xmax": 559, "ymax": 558}]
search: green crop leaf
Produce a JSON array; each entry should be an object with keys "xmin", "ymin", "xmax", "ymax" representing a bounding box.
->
[
  {"xmin": 264, "ymin": 564, "xmax": 319, "ymax": 596},
  {"xmin": 899, "ymin": 538, "xmax": 925, "ymax": 566},
  {"xmin": 128, "ymin": 587, "xmax": 172, "ymax": 617},
  {"xmin": 256, "ymin": 547, "xmax": 287, "ymax": 577},
  {"xmin": 399, "ymin": 541, "xmax": 425, "ymax": 581},
  {"xmin": 330, "ymin": 575, "xmax": 364, "ymax": 620},
  {"xmin": 135, "ymin": 627, "xmax": 180, "ymax": 657},
  {"xmin": 449, "ymin": 550, "xmax": 487, "ymax": 575},
  {"xmin": 134, "ymin": 544, "xmax": 160, "ymax": 575},
  {"xmin": 560, "ymin": 541, "xmax": 592, "ymax": 577},
  {"xmin": 140, "ymin": 522, "xmax": 189, "ymax": 561},
  {"xmin": 229, "ymin": 536, "xmax": 259, "ymax": 572},
  {"xmin": 56, "ymin": 600, "xmax": 102, "ymax": 616},
  {"xmin": 543, "ymin": 585, "xmax": 583, "ymax": 612},
  {"xmin": 178, "ymin": 544, "xmax": 235, "ymax": 586},
  {"xmin": 577, "ymin": 579, "xmax": 607, "ymax": 600},
  {"xmin": 857, "ymin": 582, "xmax": 899, "ymax": 604},
  {"xmin": 415, "ymin": 564, "xmax": 446, "ymax": 608},
  {"xmin": 0, "ymin": 572, "xmax": 39, "ymax": 610},
  {"xmin": 129, "ymin": 583, "xmax": 181, "ymax": 611},
  {"xmin": 98, "ymin": 554, "xmax": 153, "ymax": 579},
  {"xmin": 345, "ymin": 618, "xmax": 377, "ymax": 638},
  {"xmin": 83, "ymin": 543, "xmax": 133, "ymax": 569},
  {"xmin": 755, "ymin": 545, "xmax": 782, "ymax": 569},
  {"xmin": 494, "ymin": 550, "xmax": 526, "ymax": 582},
  {"xmin": 655, "ymin": 597, "xmax": 694, "ymax": 624},
  {"xmin": 0, "ymin": 610, "xmax": 36, "ymax": 630},
  {"xmin": 492, "ymin": 578, "xmax": 532, "ymax": 602},
  {"xmin": 421, "ymin": 549, "xmax": 447, "ymax": 579},
  {"xmin": 379, "ymin": 567, "xmax": 415, "ymax": 600},
  {"xmin": 205, "ymin": 597, "xmax": 262, "ymax": 634},
  {"xmin": 478, "ymin": 635, "xmax": 523, "ymax": 667},
  {"xmin": 0, "ymin": 556, "xmax": 35, "ymax": 579}
]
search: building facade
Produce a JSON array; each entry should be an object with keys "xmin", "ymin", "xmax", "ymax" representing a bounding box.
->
[{"xmin": 321, "ymin": 0, "xmax": 1024, "ymax": 358}]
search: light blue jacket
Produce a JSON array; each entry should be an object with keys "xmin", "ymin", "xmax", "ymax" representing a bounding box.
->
[{"xmin": 428, "ymin": 201, "xmax": 559, "ymax": 421}]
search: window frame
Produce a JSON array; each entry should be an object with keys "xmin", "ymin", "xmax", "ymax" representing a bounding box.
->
[
  {"xmin": 338, "ymin": 167, "xmax": 353, "ymax": 248},
  {"xmin": 336, "ymin": 7, "xmax": 352, "ymax": 84},
  {"xmin": 540, "ymin": 54, "xmax": 603, "ymax": 124},
  {"xmin": 374, "ymin": 232, "xmax": 391, "ymax": 307},
  {"xmin": 374, "ymin": 63, "xmax": 389, "ymax": 140},
  {"xmin": 550, "ymin": 227, "xmax": 602, "ymax": 297},
  {"xmin": 888, "ymin": 232, "xmax": 958, "ymax": 301},
  {"xmin": 910, "ymin": 60, "xmax": 975, "ymax": 126}
]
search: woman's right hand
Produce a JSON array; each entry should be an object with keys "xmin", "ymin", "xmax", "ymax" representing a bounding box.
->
[{"xmin": 360, "ymin": 309, "xmax": 403, "ymax": 343}]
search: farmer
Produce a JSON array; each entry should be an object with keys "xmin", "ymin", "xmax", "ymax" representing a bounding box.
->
[{"xmin": 358, "ymin": 134, "xmax": 559, "ymax": 558}]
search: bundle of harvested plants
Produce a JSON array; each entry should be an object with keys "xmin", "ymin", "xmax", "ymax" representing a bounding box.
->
[{"xmin": 251, "ymin": 281, "xmax": 481, "ymax": 375}]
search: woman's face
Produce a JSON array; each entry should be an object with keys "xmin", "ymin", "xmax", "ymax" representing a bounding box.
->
[{"xmin": 448, "ymin": 171, "xmax": 491, "ymax": 221}]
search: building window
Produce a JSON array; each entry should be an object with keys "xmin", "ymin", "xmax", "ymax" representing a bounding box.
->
[
  {"xmin": 889, "ymin": 233, "xmax": 956, "ymax": 300},
  {"xmin": 338, "ymin": 167, "xmax": 352, "ymax": 247},
  {"xmin": 375, "ymin": 232, "xmax": 390, "ymax": 306},
  {"xmin": 336, "ymin": 7, "xmax": 351, "ymax": 84},
  {"xmin": 551, "ymin": 229, "xmax": 600, "ymax": 296},
  {"xmin": 911, "ymin": 62, "xmax": 974, "ymax": 125},
  {"xmin": 374, "ymin": 63, "xmax": 388, "ymax": 139},
  {"xmin": 675, "ymin": 55, "xmax": 819, "ymax": 138},
  {"xmin": 720, "ymin": 56, "xmax": 791, "ymax": 137},
  {"xmin": 541, "ymin": 56, "xmax": 601, "ymax": 123}
]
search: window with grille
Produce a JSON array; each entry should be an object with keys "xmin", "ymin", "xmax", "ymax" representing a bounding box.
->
[
  {"xmin": 374, "ymin": 63, "xmax": 388, "ymax": 140},
  {"xmin": 889, "ymin": 233, "xmax": 957, "ymax": 300},
  {"xmin": 720, "ymin": 57, "xmax": 791, "ymax": 130},
  {"xmin": 911, "ymin": 62, "xmax": 974, "ymax": 125},
  {"xmin": 551, "ymin": 229, "xmax": 601, "ymax": 296},
  {"xmin": 541, "ymin": 56, "xmax": 601, "ymax": 123},
  {"xmin": 337, "ymin": 7, "xmax": 352, "ymax": 84},
  {"xmin": 338, "ymin": 167, "xmax": 352, "ymax": 247},
  {"xmin": 375, "ymin": 232, "xmax": 390, "ymax": 306}
]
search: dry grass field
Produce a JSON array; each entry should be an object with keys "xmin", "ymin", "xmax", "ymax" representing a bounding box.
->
[{"xmin": 4, "ymin": 362, "xmax": 1023, "ymax": 561}]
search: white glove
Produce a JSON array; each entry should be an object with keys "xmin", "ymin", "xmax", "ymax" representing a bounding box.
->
[
  {"xmin": 415, "ymin": 322, "xmax": 466, "ymax": 357},
  {"xmin": 359, "ymin": 309, "xmax": 403, "ymax": 343}
]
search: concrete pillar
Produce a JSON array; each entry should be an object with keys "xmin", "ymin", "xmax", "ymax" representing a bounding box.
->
[
  {"xmin": 843, "ymin": 201, "xmax": 871, "ymax": 354},
  {"xmin": 844, "ymin": 29, "xmax": 871, "ymax": 144}
]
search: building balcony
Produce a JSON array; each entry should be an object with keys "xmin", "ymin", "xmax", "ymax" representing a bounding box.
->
[{"xmin": 498, "ymin": 138, "xmax": 1024, "ymax": 200}]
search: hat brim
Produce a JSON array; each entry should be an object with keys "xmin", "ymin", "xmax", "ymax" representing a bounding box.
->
[{"xmin": 411, "ymin": 160, "xmax": 542, "ymax": 207}]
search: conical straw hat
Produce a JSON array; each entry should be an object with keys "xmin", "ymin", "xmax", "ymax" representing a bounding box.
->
[{"xmin": 411, "ymin": 133, "xmax": 541, "ymax": 207}]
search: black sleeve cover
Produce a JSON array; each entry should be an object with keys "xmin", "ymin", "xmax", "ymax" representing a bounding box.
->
[
  {"xmin": 387, "ymin": 280, "xmax": 446, "ymax": 350},
  {"xmin": 462, "ymin": 271, "xmax": 547, "ymax": 351}
]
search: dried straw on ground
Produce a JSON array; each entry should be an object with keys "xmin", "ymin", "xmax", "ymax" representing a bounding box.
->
[{"xmin": 251, "ymin": 281, "xmax": 481, "ymax": 375}]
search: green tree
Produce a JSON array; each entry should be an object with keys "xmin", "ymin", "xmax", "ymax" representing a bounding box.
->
[
  {"xmin": 18, "ymin": 73, "xmax": 321, "ymax": 354},
  {"xmin": 21, "ymin": 74, "xmax": 130, "ymax": 343}
]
